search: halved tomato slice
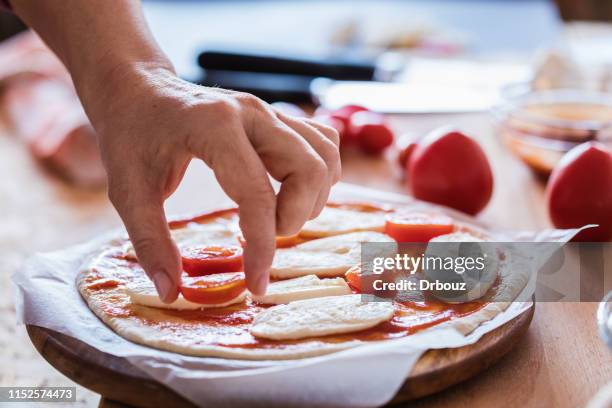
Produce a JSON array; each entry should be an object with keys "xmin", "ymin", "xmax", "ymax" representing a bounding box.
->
[
  {"xmin": 345, "ymin": 265, "xmax": 362, "ymax": 292},
  {"xmin": 237, "ymin": 234, "xmax": 303, "ymax": 249},
  {"xmin": 181, "ymin": 245, "xmax": 243, "ymax": 276},
  {"xmin": 180, "ymin": 272, "xmax": 246, "ymax": 305},
  {"xmin": 345, "ymin": 264, "xmax": 399, "ymax": 298},
  {"xmin": 384, "ymin": 213, "xmax": 454, "ymax": 242}
]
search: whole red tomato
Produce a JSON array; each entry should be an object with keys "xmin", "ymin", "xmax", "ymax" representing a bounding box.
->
[
  {"xmin": 330, "ymin": 105, "xmax": 368, "ymax": 145},
  {"xmin": 408, "ymin": 127, "xmax": 493, "ymax": 215},
  {"xmin": 546, "ymin": 142, "xmax": 612, "ymax": 241},
  {"xmin": 349, "ymin": 111, "xmax": 394, "ymax": 155}
]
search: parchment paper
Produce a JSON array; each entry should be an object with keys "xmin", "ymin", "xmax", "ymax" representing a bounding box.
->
[{"xmin": 12, "ymin": 183, "xmax": 582, "ymax": 408}]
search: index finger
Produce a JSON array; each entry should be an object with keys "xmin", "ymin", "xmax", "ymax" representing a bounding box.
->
[
  {"xmin": 195, "ymin": 130, "xmax": 276, "ymax": 296},
  {"xmin": 108, "ymin": 182, "xmax": 182, "ymax": 303}
]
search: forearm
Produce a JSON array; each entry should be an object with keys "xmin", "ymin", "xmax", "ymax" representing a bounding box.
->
[{"xmin": 10, "ymin": 0, "xmax": 173, "ymax": 113}]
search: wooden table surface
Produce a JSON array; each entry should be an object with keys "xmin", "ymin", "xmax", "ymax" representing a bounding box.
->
[{"xmin": 1, "ymin": 110, "xmax": 611, "ymax": 407}]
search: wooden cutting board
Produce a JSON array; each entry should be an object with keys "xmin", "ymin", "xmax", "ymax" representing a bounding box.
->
[{"xmin": 26, "ymin": 304, "xmax": 534, "ymax": 408}]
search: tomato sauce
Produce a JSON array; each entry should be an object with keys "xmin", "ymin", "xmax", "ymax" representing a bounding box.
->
[{"xmin": 88, "ymin": 206, "xmax": 488, "ymax": 350}]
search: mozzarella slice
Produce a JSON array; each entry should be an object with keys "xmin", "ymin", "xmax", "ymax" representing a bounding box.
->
[
  {"xmin": 125, "ymin": 279, "xmax": 245, "ymax": 310},
  {"xmin": 270, "ymin": 231, "xmax": 394, "ymax": 279},
  {"xmin": 171, "ymin": 223, "xmax": 238, "ymax": 247},
  {"xmin": 429, "ymin": 232, "xmax": 484, "ymax": 243},
  {"xmin": 299, "ymin": 207, "xmax": 386, "ymax": 238},
  {"xmin": 427, "ymin": 232, "xmax": 496, "ymax": 302},
  {"xmin": 124, "ymin": 222, "xmax": 239, "ymax": 259},
  {"xmin": 252, "ymin": 275, "xmax": 351, "ymax": 304},
  {"xmin": 250, "ymin": 294, "xmax": 394, "ymax": 340}
]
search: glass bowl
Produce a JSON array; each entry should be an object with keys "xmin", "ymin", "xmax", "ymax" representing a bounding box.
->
[
  {"xmin": 598, "ymin": 291, "xmax": 612, "ymax": 349},
  {"xmin": 492, "ymin": 87, "xmax": 612, "ymax": 178}
]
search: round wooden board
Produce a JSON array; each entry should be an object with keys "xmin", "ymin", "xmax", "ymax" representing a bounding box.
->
[{"xmin": 27, "ymin": 304, "xmax": 534, "ymax": 408}]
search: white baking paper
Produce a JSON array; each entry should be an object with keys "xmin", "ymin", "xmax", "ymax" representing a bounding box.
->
[{"xmin": 12, "ymin": 183, "xmax": 582, "ymax": 408}]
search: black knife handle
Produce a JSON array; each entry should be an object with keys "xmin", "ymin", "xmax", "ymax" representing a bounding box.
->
[
  {"xmin": 197, "ymin": 49, "xmax": 376, "ymax": 80},
  {"xmin": 196, "ymin": 70, "xmax": 314, "ymax": 103}
]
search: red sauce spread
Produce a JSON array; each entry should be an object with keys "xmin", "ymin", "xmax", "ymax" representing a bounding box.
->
[
  {"xmin": 91, "ymin": 205, "xmax": 488, "ymax": 349},
  {"xmin": 126, "ymin": 297, "xmax": 485, "ymax": 349}
]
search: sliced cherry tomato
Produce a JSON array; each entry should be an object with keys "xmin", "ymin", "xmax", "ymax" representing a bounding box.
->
[
  {"xmin": 547, "ymin": 142, "xmax": 612, "ymax": 241},
  {"xmin": 180, "ymin": 272, "xmax": 246, "ymax": 305},
  {"xmin": 237, "ymin": 234, "xmax": 303, "ymax": 249},
  {"xmin": 327, "ymin": 201, "xmax": 391, "ymax": 213},
  {"xmin": 181, "ymin": 245, "xmax": 243, "ymax": 276},
  {"xmin": 349, "ymin": 111, "xmax": 394, "ymax": 155},
  {"xmin": 384, "ymin": 213, "xmax": 454, "ymax": 242},
  {"xmin": 345, "ymin": 264, "xmax": 398, "ymax": 298},
  {"xmin": 345, "ymin": 265, "xmax": 362, "ymax": 292}
]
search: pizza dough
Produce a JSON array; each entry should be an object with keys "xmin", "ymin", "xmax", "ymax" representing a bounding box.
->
[
  {"xmin": 250, "ymin": 295, "xmax": 394, "ymax": 340},
  {"xmin": 77, "ymin": 203, "xmax": 530, "ymax": 360},
  {"xmin": 252, "ymin": 275, "xmax": 351, "ymax": 304}
]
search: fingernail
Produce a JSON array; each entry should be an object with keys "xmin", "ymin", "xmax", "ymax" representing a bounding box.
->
[{"xmin": 152, "ymin": 271, "xmax": 173, "ymax": 303}]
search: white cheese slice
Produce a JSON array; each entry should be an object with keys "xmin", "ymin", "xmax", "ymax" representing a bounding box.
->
[
  {"xmin": 125, "ymin": 279, "xmax": 245, "ymax": 310},
  {"xmin": 252, "ymin": 275, "xmax": 351, "ymax": 304},
  {"xmin": 250, "ymin": 294, "xmax": 394, "ymax": 340},
  {"xmin": 124, "ymin": 222, "xmax": 239, "ymax": 259},
  {"xmin": 427, "ymin": 232, "xmax": 495, "ymax": 302},
  {"xmin": 270, "ymin": 231, "xmax": 394, "ymax": 279},
  {"xmin": 299, "ymin": 207, "xmax": 387, "ymax": 238},
  {"xmin": 429, "ymin": 232, "xmax": 484, "ymax": 243}
]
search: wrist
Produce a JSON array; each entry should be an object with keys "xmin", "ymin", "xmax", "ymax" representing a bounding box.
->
[{"xmin": 76, "ymin": 57, "xmax": 175, "ymax": 131}]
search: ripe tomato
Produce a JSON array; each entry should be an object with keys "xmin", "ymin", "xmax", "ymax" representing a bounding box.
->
[
  {"xmin": 180, "ymin": 272, "xmax": 246, "ymax": 305},
  {"xmin": 181, "ymin": 246, "xmax": 243, "ymax": 276},
  {"xmin": 349, "ymin": 111, "xmax": 394, "ymax": 155},
  {"xmin": 408, "ymin": 128, "xmax": 493, "ymax": 215},
  {"xmin": 398, "ymin": 141, "xmax": 418, "ymax": 169},
  {"xmin": 546, "ymin": 142, "xmax": 612, "ymax": 241},
  {"xmin": 384, "ymin": 213, "xmax": 454, "ymax": 242},
  {"xmin": 330, "ymin": 105, "xmax": 369, "ymax": 145},
  {"xmin": 397, "ymin": 133, "xmax": 420, "ymax": 169}
]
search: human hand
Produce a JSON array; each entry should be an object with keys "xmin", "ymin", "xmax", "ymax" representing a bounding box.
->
[{"xmin": 86, "ymin": 65, "xmax": 340, "ymax": 302}]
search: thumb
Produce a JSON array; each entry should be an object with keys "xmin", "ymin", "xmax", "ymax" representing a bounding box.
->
[{"xmin": 110, "ymin": 187, "xmax": 182, "ymax": 303}]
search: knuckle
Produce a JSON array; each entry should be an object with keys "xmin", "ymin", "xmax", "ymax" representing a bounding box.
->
[
  {"xmin": 236, "ymin": 92, "xmax": 266, "ymax": 111},
  {"xmin": 205, "ymin": 98, "xmax": 236, "ymax": 118},
  {"xmin": 317, "ymin": 124, "xmax": 340, "ymax": 146},
  {"xmin": 309, "ymin": 157, "xmax": 328, "ymax": 180},
  {"xmin": 244, "ymin": 179, "xmax": 275, "ymax": 205},
  {"xmin": 319, "ymin": 139, "xmax": 341, "ymax": 166}
]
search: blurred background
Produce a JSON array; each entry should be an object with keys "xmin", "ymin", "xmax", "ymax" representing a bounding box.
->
[{"xmin": 1, "ymin": 1, "xmax": 611, "ymax": 407}]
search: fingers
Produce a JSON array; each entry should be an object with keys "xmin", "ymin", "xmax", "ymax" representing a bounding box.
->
[
  {"xmin": 193, "ymin": 127, "xmax": 276, "ymax": 296},
  {"xmin": 276, "ymin": 113, "xmax": 341, "ymax": 218},
  {"xmin": 108, "ymin": 182, "xmax": 182, "ymax": 303},
  {"xmin": 252, "ymin": 121, "xmax": 327, "ymax": 235}
]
